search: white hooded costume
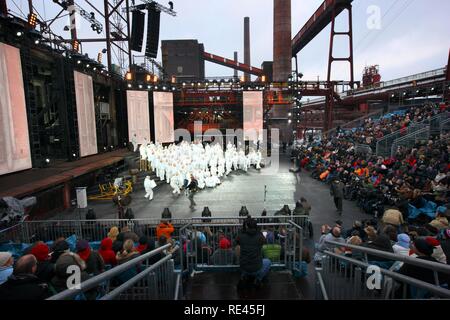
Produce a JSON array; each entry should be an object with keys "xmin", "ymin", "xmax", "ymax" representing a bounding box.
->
[{"xmin": 144, "ymin": 176, "xmax": 157, "ymax": 200}]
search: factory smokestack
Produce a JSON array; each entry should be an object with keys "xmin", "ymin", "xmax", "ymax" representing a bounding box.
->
[
  {"xmin": 273, "ymin": 0, "xmax": 292, "ymax": 82},
  {"xmin": 244, "ymin": 17, "xmax": 250, "ymax": 82}
]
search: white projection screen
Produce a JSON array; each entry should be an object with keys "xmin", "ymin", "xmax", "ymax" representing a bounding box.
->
[
  {"xmin": 127, "ymin": 90, "xmax": 151, "ymax": 145},
  {"xmin": 74, "ymin": 71, "xmax": 98, "ymax": 157},
  {"xmin": 0, "ymin": 43, "xmax": 32, "ymax": 176},
  {"xmin": 153, "ymin": 92, "xmax": 174, "ymax": 143},
  {"xmin": 243, "ymin": 91, "xmax": 263, "ymax": 142}
]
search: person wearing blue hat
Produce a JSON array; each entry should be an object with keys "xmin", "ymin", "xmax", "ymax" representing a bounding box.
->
[{"xmin": 392, "ymin": 233, "xmax": 411, "ymax": 256}]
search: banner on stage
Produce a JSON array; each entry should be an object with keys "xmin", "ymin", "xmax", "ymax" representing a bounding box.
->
[
  {"xmin": 243, "ymin": 91, "xmax": 263, "ymax": 142},
  {"xmin": 153, "ymin": 92, "xmax": 174, "ymax": 143},
  {"xmin": 127, "ymin": 90, "xmax": 151, "ymax": 147},
  {"xmin": 74, "ymin": 71, "xmax": 98, "ymax": 157},
  {"xmin": 0, "ymin": 43, "xmax": 32, "ymax": 176}
]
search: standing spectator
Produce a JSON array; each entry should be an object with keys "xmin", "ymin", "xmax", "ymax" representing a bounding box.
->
[
  {"xmin": 0, "ymin": 255, "xmax": 50, "ymax": 300},
  {"xmin": 0, "ymin": 252, "xmax": 13, "ymax": 285},
  {"xmin": 156, "ymin": 220, "xmax": 175, "ymax": 241},
  {"xmin": 236, "ymin": 217, "xmax": 271, "ymax": 287},
  {"xmin": 30, "ymin": 243, "xmax": 55, "ymax": 282},
  {"xmin": 438, "ymin": 229, "xmax": 450, "ymax": 264},
  {"xmin": 98, "ymin": 238, "xmax": 117, "ymax": 266},
  {"xmin": 330, "ymin": 179, "xmax": 345, "ymax": 215},
  {"xmin": 76, "ymin": 240, "xmax": 105, "ymax": 275}
]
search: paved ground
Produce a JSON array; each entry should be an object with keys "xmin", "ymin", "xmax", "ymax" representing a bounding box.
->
[{"xmin": 55, "ymin": 152, "xmax": 369, "ymax": 236}]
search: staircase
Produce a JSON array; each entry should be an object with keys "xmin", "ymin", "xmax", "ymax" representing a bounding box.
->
[{"xmin": 184, "ymin": 271, "xmax": 304, "ymax": 300}]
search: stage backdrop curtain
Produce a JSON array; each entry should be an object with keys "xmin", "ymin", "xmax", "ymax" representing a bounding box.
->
[
  {"xmin": 243, "ymin": 91, "xmax": 263, "ymax": 142},
  {"xmin": 127, "ymin": 90, "xmax": 151, "ymax": 145},
  {"xmin": 153, "ymin": 92, "xmax": 174, "ymax": 143},
  {"xmin": 0, "ymin": 43, "xmax": 32, "ymax": 175},
  {"xmin": 74, "ymin": 71, "xmax": 98, "ymax": 157}
]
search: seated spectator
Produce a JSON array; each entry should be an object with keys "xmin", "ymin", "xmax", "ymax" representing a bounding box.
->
[
  {"xmin": 382, "ymin": 207, "xmax": 404, "ymax": 227},
  {"xmin": 51, "ymin": 252, "xmax": 97, "ymax": 300},
  {"xmin": 156, "ymin": 220, "xmax": 175, "ymax": 241},
  {"xmin": 398, "ymin": 238, "xmax": 447, "ymax": 286},
  {"xmin": 98, "ymin": 238, "xmax": 117, "ymax": 266},
  {"xmin": 343, "ymin": 236, "xmax": 364, "ymax": 260},
  {"xmin": 0, "ymin": 254, "xmax": 50, "ymax": 300},
  {"xmin": 362, "ymin": 234, "xmax": 395, "ymax": 265},
  {"xmin": 438, "ymin": 229, "xmax": 450, "ymax": 264},
  {"xmin": 0, "ymin": 252, "xmax": 14, "ymax": 285},
  {"xmin": 429, "ymin": 207, "xmax": 449, "ymax": 231},
  {"xmin": 382, "ymin": 225, "xmax": 399, "ymax": 244},
  {"xmin": 118, "ymin": 226, "xmax": 139, "ymax": 243},
  {"xmin": 76, "ymin": 240, "xmax": 105, "ymax": 275},
  {"xmin": 211, "ymin": 237, "xmax": 234, "ymax": 265},
  {"xmin": 392, "ymin": 234, "xmax": 411, "ymax": 256},
  {"xmin": 116, "ymin": 239, "xmax": 139, "ymax": 265},
  {"xmin": 108, "ymin": 226, "xmax": 119, "ymax": 242},
  {"xmin": 317, "ymin": 226, "xmax": 346, "ymax": 254},
  {"xmin": 262, "ymin": 232, "xmax": 282, "ymax": 263},
  {"xmin": 112, "ymin": 240, "xmax": 124, "ymax": 254},
  {"xmin": 345, "ymin": 221, "xmax": 366, "ymax": 240},
  {"xmin": 424, "ymin": 237, "xmax": 447, "ymax": 264},
  {"xmin": 30, "ymin": 243, "xmax": 55, "ymax": 283},
  {"xmin": 50, "ymin": 239, "xmax": 70, "ymax": 264},
  {"xmin": 236, "ymin": 217, "xmax": 271, "ymax": 287},
  {"xmin": 364, "ymin": 225, "xmax": 378, "ymax": 242},
  {"xmin": 136, "ymin": 236, "xmax": 149, "ymax": 254}
]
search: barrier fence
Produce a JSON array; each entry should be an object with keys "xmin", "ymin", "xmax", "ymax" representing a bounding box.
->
[{"xmin": 315, "ymin": 240, "xmax": 450, "ymax": 300}]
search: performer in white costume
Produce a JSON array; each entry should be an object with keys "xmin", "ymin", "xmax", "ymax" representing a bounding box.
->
[
  {"xmin": 144, "ymin": 176, "xmax": 157, "ymax": 201},
  {"xmin": 140, "ymin": 141, "xmax": 264, "ymax": 196}
]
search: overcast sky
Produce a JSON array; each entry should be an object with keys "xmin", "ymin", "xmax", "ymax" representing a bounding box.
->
[{"xmin": 7, "ymin": 0, "xmax": 450, "ymax": 82}]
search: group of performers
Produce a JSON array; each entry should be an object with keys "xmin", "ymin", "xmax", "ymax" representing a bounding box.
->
[{"xmin": 139, "ymin": 141, "xmax": 263, "ymax": 203}]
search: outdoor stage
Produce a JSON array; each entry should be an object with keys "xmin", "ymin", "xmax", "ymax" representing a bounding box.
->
[{"xmin": 0, "ymin": 149, "xmax": 135, "ymax": 217}]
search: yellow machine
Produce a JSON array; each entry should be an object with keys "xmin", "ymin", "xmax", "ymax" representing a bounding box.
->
[{"xmin": 88, "ymin": 178, "xmax": 133, "ymax": 201}]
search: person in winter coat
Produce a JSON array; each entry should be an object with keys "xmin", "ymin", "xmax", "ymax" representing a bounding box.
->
[
  {"xmin": 156, "ymin": 220, "xmax": 175, "ymax": 240},
  {"xmin": 0, "ymin": 252, "xmax": 14, "ymax": 285},
  {"xmin": 235, "ymin": 217, "xmax": 271, "ymax": 286},
  {"xmin": 116, "ymin": 239, "xmax": 140, "ymax": 265},
  {"xmin": 0, "ymin": 254, "xmax": 51, "ymax": 300},
  {"xmin": 330, "ymin": 179, "xmax": 345, "ymax": 215},
  {"xmin": 76, "ymin": 240, "xmax": 105, "ymax": 276},
  {"xmin": 98, "ymin": 238, "xmax": 117, "ymax": 266},
  {"xmin": 30, "ymin": 243, "xmax": 55, "ymax": 283},
  {"xmin": 392, "ymin": 233, "xmax": 411, "ymax": 256},
  {"xmin": 211, "ymin": 237, "xmax": 235, "ymax": 265},
  {"xmin": 51, "ymin": 252, "xmax": 97, "ymax": 300}
]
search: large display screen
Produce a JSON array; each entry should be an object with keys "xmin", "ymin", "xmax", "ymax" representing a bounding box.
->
[
  {"xmin": 0, "ymin": 43, "xmax": 32, "ymax": 176},
  {"xmin": 74, "ymin": 71, "xmax": 98, "ymax": 157},
  {"xmin": 127, "ymin": 90, "xmax": 151, "ymax": 146},
  {"xmin": 243, "ymin": 91, "xmax": 263, "ymax": 141},
  {"xmin": 153, "ymin": 92, "xmax": 174, "ymax": 143}
]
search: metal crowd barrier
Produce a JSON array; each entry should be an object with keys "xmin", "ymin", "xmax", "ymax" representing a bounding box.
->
[
  {"xmin": 47, "ymin": 243, "xmax": 179, "ymax": 300},
  {"xmin": 315, "ymin": 240, "xmax": 450, "ymax": 300},
  {"xmin": 179, "ymin": 217, "xmax": 304, "ymax": 275},
  {"xmin": 0, "ymin": 214, "xmax": 312, "ymax": 245}
]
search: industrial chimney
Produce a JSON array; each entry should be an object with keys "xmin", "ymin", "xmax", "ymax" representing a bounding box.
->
[
  {"xmin": 273, "ymin": 0, "xmax": 291, "ymax": 82},
  {"xmin": 234, "ymin": 51, "xmax": 238, "ymax": 78},
  {"xmin": 244, "ymin": 17, "xmax": 251, "ymax": 82}
]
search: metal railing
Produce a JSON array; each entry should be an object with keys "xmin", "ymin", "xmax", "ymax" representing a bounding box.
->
[
  {"xmin": 376, "ymin": 122, "xmax": 429, "ymax": 157},
  {"xmin": 0, "ymin": 214, "xmax": 313, "ymax": 244},
  {"xmin": 315, "ymin": 240, "xmax": 450, "ymax": 300},
  {"xmin": 47, "ymin": 243, "xmax": 179, "ymax": 300},
  {"xmin": 390, "ymin": 126, "xmax": 431, "ymax": 157},
  {"xmin": 179, "ymin": 217, "xmax": 304, "ymax": 274}
]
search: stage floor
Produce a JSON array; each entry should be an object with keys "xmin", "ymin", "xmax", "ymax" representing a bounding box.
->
[
  {"xmin": 54, "ymin": 154, "xmax": 369, "ymax": 240},
  {"xmin": 0, "ymin": 149, "xmax": 134, "ymax": 198}
]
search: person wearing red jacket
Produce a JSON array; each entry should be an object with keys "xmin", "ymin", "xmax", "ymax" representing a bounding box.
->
[{"xmin": 98, "ymin": 238, "xmax": 117, "ymax": 266}]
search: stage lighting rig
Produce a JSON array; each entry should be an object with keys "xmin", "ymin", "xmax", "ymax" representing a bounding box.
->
[
  {"xmin": 53, "ymin": 1, "xmax": 103, "ymax": 33},
  {"xmin": 128, "ymin": 1, "xmax": 177, "ymax": 16}
]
